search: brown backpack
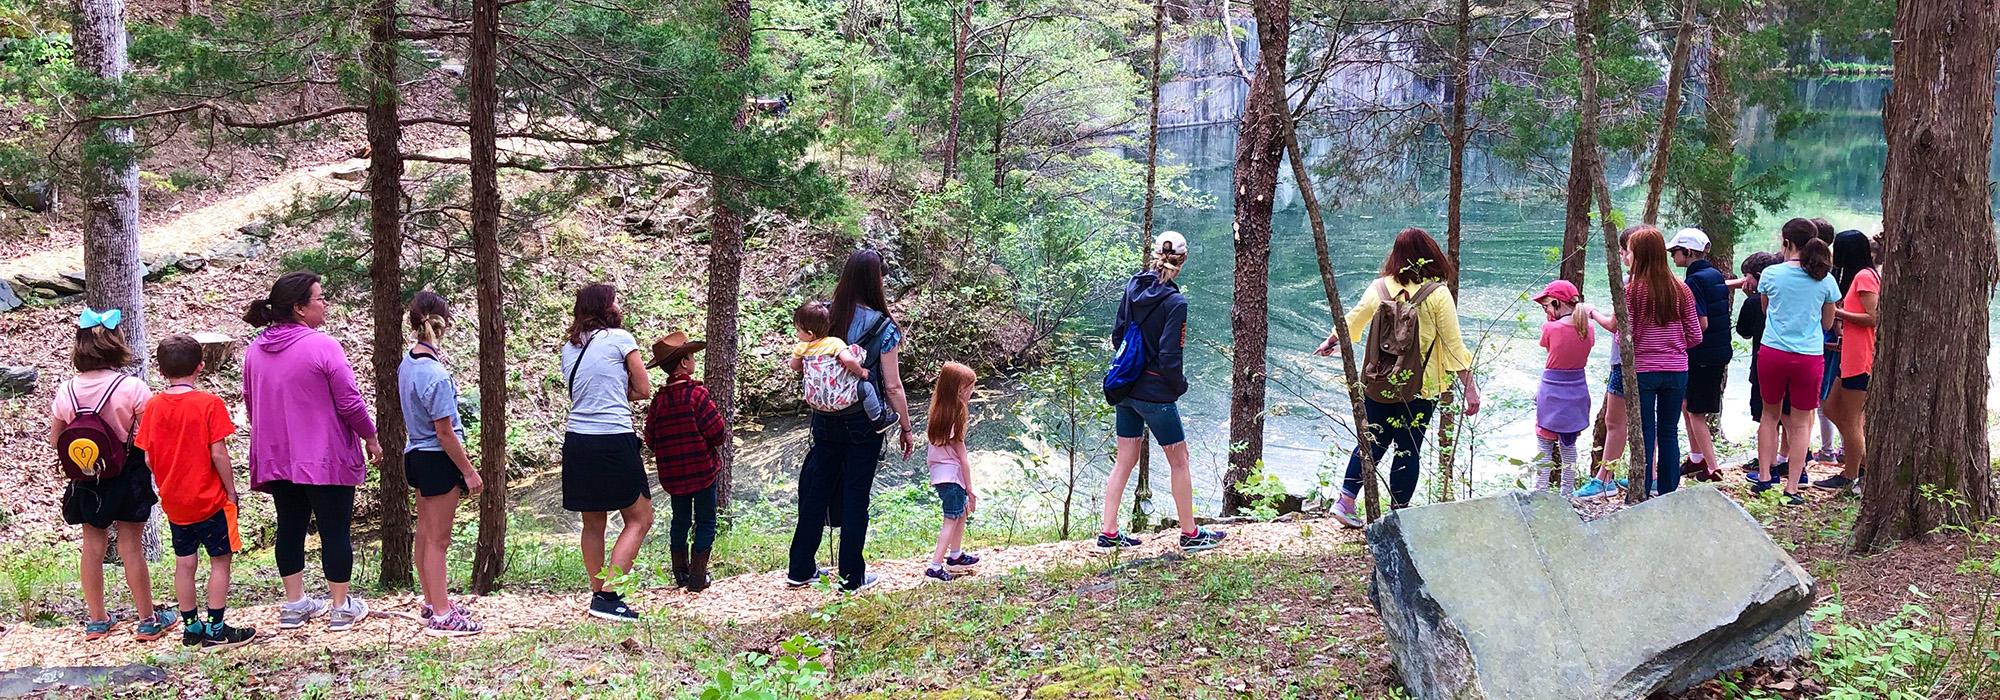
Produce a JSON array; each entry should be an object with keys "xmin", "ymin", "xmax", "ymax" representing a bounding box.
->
[{"xmin": 1361, "ymin": 279, "xmax": 1443, "ymax": 404}]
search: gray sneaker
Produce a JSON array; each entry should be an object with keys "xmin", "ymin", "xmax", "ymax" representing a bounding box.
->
[
  {"xmin": 278, "ymin": 597, "xmax": 329, "ymax": 630},
  {"xmin": 327, "ymin": 595, "xmax": 369, "ymax": 632}
]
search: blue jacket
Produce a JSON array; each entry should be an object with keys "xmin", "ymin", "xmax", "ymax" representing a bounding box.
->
[
  {"xmin": 1111, "ymin": 271, "xmax": 1188, "ymax": 403},
  {"xmin": 1685, "ymin": 259, "xmax": 1733, "ymax": 366}
]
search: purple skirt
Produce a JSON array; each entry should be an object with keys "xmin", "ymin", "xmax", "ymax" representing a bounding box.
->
[{"xmin": 1536, "ymin": 368, "xmax": 1591, "ymax": 435}]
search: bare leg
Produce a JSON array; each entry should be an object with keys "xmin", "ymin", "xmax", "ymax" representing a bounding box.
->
[
  {"xmin": 115, "ymin": 522, "xmax": 154, "ymax": 618},
  {"xmin": 1163, "ymin": 441, "xmax": 1196, "ymax": 533},
  {"xmin": 329, "ymin": 581, "xmax": 349, "ymax": 609},
  {"xmin": 174, "ymin": 555, "xmax": 198, "ymax": 616},
  {"xmin": 1596, "ymin": 393, "xmax": 1629, "ymax": 483},
  {"xmin": 1098, "ymin": 436, "xmax": 1144, "ymax": 535},
  {"xmin": 206, "ymin": 555, "xmax": 232, "ymax": 613},
  {"xmin": 282, "ymin": 572, "xmax": 305, "ymax": 602},
  {"xmin": 1756, "ymin": 403, "xmax": 1782, "ymax": 484},
  {"xmin": 1684, "ymin": 410, "xmax": 1719, "ymax": 472},
  {"xmin": 931, "ymin": 516, "xmax": 965, "ymax": 565},
  {"xmin": 81, "ymin": 526, "xmax": 109, "ymax": 622},
  {"xmin": 1782, "ymin": 407, "xmax": 1814, "ymax": 496},
  {"xmin": 1827, "ymin": 384, "xmax": 1867, "ymax": 480},
  {"xmin": 416, "ymin": 493, "xmax": 460, "ymax": 611},
  {"xmin": 581, "ymin": 511, "xmax": 609, "ymax": 592},
  {"xmin": 607, "ymin": 499, "xmax": 654, "ymax": 584}
]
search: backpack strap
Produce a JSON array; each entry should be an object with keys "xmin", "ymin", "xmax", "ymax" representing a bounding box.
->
[
  {"xmin": 567, "ymin": 331, "xmax": 600, "ymax": 399},
  {"xmin": 854, "ymin": 314, "xmax": 892, "ymax": 372},
  {"xmin": 1407, "ymin": 281, "xmax": 1444, "ymax": 306}
]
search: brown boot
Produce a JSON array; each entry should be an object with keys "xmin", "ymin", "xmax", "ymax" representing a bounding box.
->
[
  {"xmin": 670, "ymin": 544, "xmax": 691, "ymax": 589},
  {"xmin": 687, "ymin": 550, "xmax": 711, "ymax": 593}
]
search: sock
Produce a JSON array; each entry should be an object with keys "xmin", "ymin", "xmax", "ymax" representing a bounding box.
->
[
  {"xmin": 1534, "ymin": 468, "xmax": 1551, "ymax": 491},
  {"xmin": 928, "ymin": 561, "xmax": 943, "ymax": 571},
  {"xmin": 208, "ymin": 608, "xmax": 225, "ymax": 626},
  {"xmin": 1690, "ymin": 453, "xmax": 1705, "ymax": 464},
  {"xmin": 181, "ymin": 608, "xmax": 199, "ymax": 627},
  {"xmin": 949, "ymin": 549, "xmax": 964, "ymax": 559},
  {"xmin": 1558, "ymin": 437, "xmax": 1580, "ymax": 492},
  {"xmin": 1534, "ymin": 435, "xmax": 1557, "ymax": 491},
  {"xmin": 1101, "ymin": 529, "xmax": 1119, "ymax": 538},
  {"xmin": 1183, "ymin": 529, "xmax": 1199, "ymax": 538}
]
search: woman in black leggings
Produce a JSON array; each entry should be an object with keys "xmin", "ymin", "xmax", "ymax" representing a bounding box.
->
[{"xmin": 242, "ymin": 272, "xmax": 381, "ymax": 632}]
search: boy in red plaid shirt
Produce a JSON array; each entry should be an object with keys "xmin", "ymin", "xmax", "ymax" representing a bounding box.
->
[{"xmin": 642, "ymin": 332, "xmax": 727, "ymax": 592}]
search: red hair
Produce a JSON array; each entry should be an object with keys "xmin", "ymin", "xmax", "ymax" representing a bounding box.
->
[
  {"xmin": 926, "ymin": 362, "xmax": 976, "ymax": 446},
  {"xmin": 1381, "ymin": 228, "xmax": 1454, "ymax": 285}
]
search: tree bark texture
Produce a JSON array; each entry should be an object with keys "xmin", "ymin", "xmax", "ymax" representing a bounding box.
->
[
  {"xmin": 72, "ymin": 0, "xmax": 146, "ymax": 373},
  {"xmin": 1694, "ymin": 28, "xmax": 1740, "ymax": 270},
  {"xmin": 1132, "ymin": 0, "xmax": 1165, "ymax": 531},
  {"xmin": 1555, "ymin": 0, "xmax": 1601, "ymax": 287},
  {"xmin": 1642, "ymin": 0, "xmax": 1697, "ymax": 226},
  {"xmin": 1286, "ymin": 120, "xmax": 1383, "ymax": 522},
  {"xmin": 468, "ymin": 0, "xmax": 508, "ymax": 595},
  {"xmin": 365, "ymin": 0, "xmax": 412, "ymax": 589},
  {"xmin": 73, "ymin": 0, "xmax": 162, "ymax": 562},
  {"xmin": 705, "ymin": 0, "xmax": 752, "ymax": 509},
  {"xmin": 943, "ymin": 0, "xmax": 974, "ymax": 184},
  {"xmin": 1219, "ymin": 0, "xmax": 1289, "ymax": 516},
  {"xmin": 1855, "ymin": 0, "xmax": 1998, "ymax": 551},
  {"xmin": 1434, "ymin": 0, "xmax": 1471, "ymax": 502}
]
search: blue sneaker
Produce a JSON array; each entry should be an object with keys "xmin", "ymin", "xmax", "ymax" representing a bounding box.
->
[
  {"xmin": 1095, "ymin": 532, "xmax": 1142, "ymax": 551},
  {"xmin": 1572, "ymin": 479, "xmax": 1616, "ymax": 499}
]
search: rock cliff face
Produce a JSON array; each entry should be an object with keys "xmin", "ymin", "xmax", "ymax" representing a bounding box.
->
[
  {"xmin": 1367, "ymin": 489, "xmax": 1816, "ymax": 700},
  {"xmin": 1158, "ymin": 15, "xmax": 1435, "ymax": 129}
]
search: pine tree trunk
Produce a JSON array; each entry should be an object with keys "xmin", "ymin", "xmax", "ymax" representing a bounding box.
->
[
  {"xmin": 1555, "ymin": 2, "xmax": 1599, "ymax": 288},
  {"xmin": 467, "ymin": 0, "xmax": 508, "ymax": 595},
  {"xmin": 943, "ymin": 0, "xmax": 973, "ymax": 183},
  {"xmin": 1854, "ymin": 0, "xmax": 1998, "ymax": 551},
  {"xmin": 1642, "ymin": 0, "xmax": 1696, "ymax": 226},
  {"xmin": 991, "ymin": 25, "xmax": 1009, "ymax": 190},
  {"xmin": 1131, "ymin": 0, "xmax": 1165, "ymax": 532},
  {"xmin": 1434, "ymin": 0, "xmax": 1470, "ymax": 502},
  {"xmin": 1694, "ymin": 28, "xmax": 1740, "ymax": 270},
  {"xmin": 1220, "ymin": 0, "xmax": 1289, "ymax": 516},
  {"xmin": 1286, "ymin": 118, "xmax": 1383, "ymax": 521},
  {"xmin": 72, "ymin": 0, "xmax": 145, "ymax": 374},
  {"xmin": 366, "ymin": 0, "xmax": 412, "ymax": 589},
  {"xmin": 73, "ymin": 0, "xmax": 161, "ymax": 562},
  {"xmin": 705, "ymin": 0, "xmax": 752, "ymax": 509}
]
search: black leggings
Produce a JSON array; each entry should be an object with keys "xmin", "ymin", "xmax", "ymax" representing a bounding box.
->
[
  {"xmin": 269, "ymin": 481, "xmax": 356, "ymax": 583},
  {"xmin": 671, "ymin": 484, "xmax": 719, "ymax": 553},
  {"xmin": 1340, "ymin": 397, "xmax": 1440, "ymax": 508}
]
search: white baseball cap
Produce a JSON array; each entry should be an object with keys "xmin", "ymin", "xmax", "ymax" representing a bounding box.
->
[
  {"xmin": 1668, "ymin": 227, "xmax": 1710, "ymax": 252},
  {"xmin": 1155, "ymin": 230, "xmax": 1188, "ymax": 255}
]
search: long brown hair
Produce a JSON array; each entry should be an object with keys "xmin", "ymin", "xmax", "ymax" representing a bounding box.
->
[
  {"xmin": 1625, "ymin": 227, "xmax": 1684, "ymax": 327},
  {"xmin": 408, "ymin": 290, "xmax": 452, "ymax": 346},
  {"xmin": 828, "ymin": 250, "xmax": 892, "ymax": 343},
  {"xmin": 1782, "ymin": 218, "xmax": 1834, "ymax": 280},
  {"xmin": 926, "ymin": 361, "xmax": 976, "ymax": 447},
  {"xmin": 566, "ymin": 283, "xmax": 623, "ymax": 347},
  {"xmin": 1381, "ymin": 227, "xmax": 1454, "ymax": 285}
]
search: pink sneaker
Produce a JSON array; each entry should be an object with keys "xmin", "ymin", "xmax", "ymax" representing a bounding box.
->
[{"xmin": 424, "ymin": 607, "xmax": 483, "ymax": 637}]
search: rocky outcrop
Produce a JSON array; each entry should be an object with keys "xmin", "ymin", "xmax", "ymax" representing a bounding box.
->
[
  {"xmin": 0, "ymin": 365, "xmax": 36, "ymax": 398},
  {"xmin": 1368, "ymin": 489, "xmax": 1815, "ymax": 700}
]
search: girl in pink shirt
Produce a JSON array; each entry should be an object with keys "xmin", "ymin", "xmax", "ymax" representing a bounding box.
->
[
  {"xmin": 925, "ymin": 362, "xmax": 980, "ymax": 581},
  {"xmin": 1531, "ymin": 281, "xmax": 1595, "ymax": 493}
]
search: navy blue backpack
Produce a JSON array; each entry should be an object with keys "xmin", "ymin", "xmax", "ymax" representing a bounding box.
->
[{"xmin": 1102, "ymin": 287, "xmax": 1159, "ymax": 406}]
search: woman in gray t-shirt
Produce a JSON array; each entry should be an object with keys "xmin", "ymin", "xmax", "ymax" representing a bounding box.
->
[{"xmin": 558, "ymin": 283, "xmax": 654, "ymax": 622}]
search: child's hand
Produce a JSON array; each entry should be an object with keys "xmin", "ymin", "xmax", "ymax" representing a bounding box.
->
[
  {"xmin": 1314, "ymin": 336, "xmax": 1341, "ymax": 357},
  {"xmin": 967, "ymin": 491, "xmax": 978, "ymax": 515},
  {"xmin": 463, "ymin": 471, "xmax": 485, "ymax": 495}
]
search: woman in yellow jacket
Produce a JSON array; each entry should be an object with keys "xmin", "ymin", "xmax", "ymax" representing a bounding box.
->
[{"xmin": 1314, "ymin": 228, "xmax": 1482, "ymax": 527}]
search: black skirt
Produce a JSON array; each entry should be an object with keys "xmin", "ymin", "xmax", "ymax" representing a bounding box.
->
[
  {"xmin": 561, "ymin": 432, "xmax": 651, "ymax": 513},
  {"xmin": 62, "ymin": 449, "xmax": 158, "ymax": 529}
]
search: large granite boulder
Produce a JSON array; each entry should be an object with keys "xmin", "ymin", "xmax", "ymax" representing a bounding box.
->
[{"xmin": 1368, "ymin": 489, "xmax": 1815, "ymax": 700}]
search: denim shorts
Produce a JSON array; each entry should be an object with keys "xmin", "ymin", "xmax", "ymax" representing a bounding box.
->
[
  {"xmin": 1606, "ymin": 365, "xmax": 1626, "ymax": 398},
  {"xmin": 935, "ymin": 483, "xmax": 968, "ymax": 520},
  {"xmin": 1114, "ymin": 398, "xmax": 1186, "ymax": 446}
]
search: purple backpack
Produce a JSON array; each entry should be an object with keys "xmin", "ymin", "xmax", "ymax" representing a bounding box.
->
[{"xmin": 58, "ymin": 375, "xmax": 133, "ymax": 483}]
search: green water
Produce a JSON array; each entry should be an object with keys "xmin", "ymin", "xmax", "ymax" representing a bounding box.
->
[{"xmin": 1140, "ymin": 77, "xmax": 2000, "ymax": 498}]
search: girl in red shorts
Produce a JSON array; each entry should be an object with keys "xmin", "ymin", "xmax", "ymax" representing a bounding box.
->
[{"xmin": 1752, "ymin": 219, "xmax": 1842, "ymax": 506}]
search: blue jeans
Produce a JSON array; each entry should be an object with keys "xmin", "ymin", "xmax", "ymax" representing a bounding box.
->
[
  {"xmin": 1114, "ymin": 398, "xmax": 1186, "ymax": 446},
  {"xmin": 1341, "ymin": 397, "xmax": 1438, "ymax": 508},
  {"xmin": 670, "ymin": 484, "xmax": 718, "ymax": 553},
  {"xmin": 1636, "ymin": 371, "xmax": 1689, "ymax": 495},
  {"xmin": 787, "ymin": 410, "xmax": 883, "ymax": 590}
]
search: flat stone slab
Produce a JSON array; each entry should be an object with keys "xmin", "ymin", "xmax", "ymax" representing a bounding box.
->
[
  {"xmin": 0, "ymin": 665, "xmax": 168, "ymax": 698},
  {"xmin": 1368, "ymin": 489, "xmax": 1815, "ymax": 700}
]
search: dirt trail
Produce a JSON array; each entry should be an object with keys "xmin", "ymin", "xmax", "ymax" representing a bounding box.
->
[{"xmin": 0, "ymin": 519, "xmax": 1359, "ymax": 668}]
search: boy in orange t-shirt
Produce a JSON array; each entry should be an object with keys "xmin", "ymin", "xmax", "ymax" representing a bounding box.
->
[{"xmin": 134, "ymin": 336, "xmax": 255, "ymax": 649}]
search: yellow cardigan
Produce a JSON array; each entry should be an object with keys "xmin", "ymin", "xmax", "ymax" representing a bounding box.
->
[{"xmin": 1344, "ymin": 276, "xmax": 1476, "ymax": 401}]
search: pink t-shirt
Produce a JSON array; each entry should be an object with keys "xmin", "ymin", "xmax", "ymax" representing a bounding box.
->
[
  {"xmin": 1840, "ymin": 267, "xmax": 1880, "ymax": 378},
  {"xmin": 51, "ymin": 369, "xmax": 153, "ymax": 443},
  {"xmin": 927, "ymin": 439, "xmax": 967, "ymax": 486},
  {"xmin": 1540, "ymin": 316, "xmax": 1596, "ymax": 369}
]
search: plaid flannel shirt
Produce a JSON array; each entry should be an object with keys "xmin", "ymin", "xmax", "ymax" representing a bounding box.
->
[{"xmin": 643, "ymin": 375, "xmax": 726, "ymax": 496}]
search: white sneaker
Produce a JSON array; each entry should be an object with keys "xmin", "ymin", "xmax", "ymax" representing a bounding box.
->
[
  {"xmin": 327, "ymin": 595, "xmax": 369, "ymax": 632},
  {"xmin": 278, "ymin": 597, "xmax": 329, "ymax": 629}
]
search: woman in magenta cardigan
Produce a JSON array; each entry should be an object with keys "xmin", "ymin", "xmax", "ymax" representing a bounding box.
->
[{"xmin": 242, "ymin": 271, "xmax": 381, "ymax": 633}]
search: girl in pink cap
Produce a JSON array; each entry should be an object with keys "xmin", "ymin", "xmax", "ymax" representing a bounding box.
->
[{"xmin": 1532, "ymin": 280, "xmax": 1595, "ymax": 493}]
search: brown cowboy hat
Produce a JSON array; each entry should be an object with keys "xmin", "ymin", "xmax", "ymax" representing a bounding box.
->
[{"xmin": 646, "ymin": 331, "xmax": 707, "ymax": 369}]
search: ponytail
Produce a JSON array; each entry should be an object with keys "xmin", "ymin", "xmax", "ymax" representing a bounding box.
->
[
  {"xmin": 1801, "ymin": 239, "xmax": 1833, "ymax": 280},
  {"xmin": 1152, "ymin": 244, "xmax": 1188, "ymax": 283},
  {"xmin": 1569, "ymin": 301, "xmax": 1589, "ymax": 339},
  {"xmin": 407, "ymin": 290, "xmax": 453, "ymax": 346},
  {"xmin": 244, "ymin": 271, "xmax": 322, "ymax": 327}
]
